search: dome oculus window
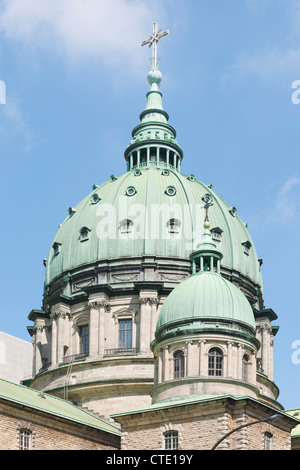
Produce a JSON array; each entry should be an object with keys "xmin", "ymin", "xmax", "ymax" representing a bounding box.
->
[
  {"xmin": 126, "ymin": 186, "xmax": 137, "ymax": 197},
  {"xmin": 91, "ymin": 193, "xmax": 100, "ymax": 204},
  {"xmin": 119, "ymin": 219, "xmax": 134, "ymax": 234},
  {"xmin": 202, "ymin": 193, "xmax": 213, "ymax": 205},
  {"xmin": 161, "ymin": 170, "xmax": 169, "ymax": 176},
  {"xmin": 134, "ymin": 169, "xmax": 141, "ymax": 176},
  {"xmin": 165, "ymin": 186, "xmax": 176, "ymax": 196}
]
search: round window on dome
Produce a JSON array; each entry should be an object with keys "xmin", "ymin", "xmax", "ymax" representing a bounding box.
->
[
  {"xmin": 165, "ymin": 186, "xmax": 176, "ymax": 197},
  {"xmin": 202, "ymin": 194, "xmax": 213, "ymax": 205},
  {"xmin": 91, "ymin": 194, "xmax": 100, "ymax": 204},
  {"xmin": 134, "ymin": 170, "xmax": 141, "ymax": 176},
  {"xmin": 161, "ymin": 170, "xmax": 169, "ymax": 176},
  {"xmin": 126, "ymin": 186, "xmax": 137, "ymax": 197}
]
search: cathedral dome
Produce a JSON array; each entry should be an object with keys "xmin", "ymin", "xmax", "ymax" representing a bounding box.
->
[
  {"xmin": 44, "ymin": 64, "xmax": 262, "ymax": 304},
  {"xmin": 155, "ymin": 269, "xmax": 256, "ymax": 338},
  {"xmin": 45, "ymin": 168, "xmax": 262, "ymax": 289}
]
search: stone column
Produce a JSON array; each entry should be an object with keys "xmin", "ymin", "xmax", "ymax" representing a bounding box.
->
[
  {"xmin": 57, "ymin": 310, "xmax": 66, "ymax": 363},
  {"xmin": 163, "ymin": 346, "xmax": 169, "ymax": 382},
  {"xmin": 186, "ymin": 341, "xmax": 193, "ymax": 376},
  {"xmin": 270, "ymin": 337, "xmax": 274, "ymax": 380},
  {"xmin": 198, "ymin": 340, "xmax": 206, "ymax": 375},
  {"xmin": 158, "ymin": 349, "xmax": 163, "ymax": 383},
  {"xmin": 98, "ymin": 300, "xmax": 110, "ymax": 355},
  {"xmin": 237, "ymin": 343, "xmax": 242, "ymax": 380},
  {"xmin": 227, "ymin": 341, "xmax": 233, "ymax": 378},
  {"xmin": 50, "ymin": 311, "xmax": 58, "ymax": 365},
  {"xmin": 250, "ymin": 350, "xmax": 256, "ymax": 383},
  {"xmin": 89, "ymin": 300, "xmax": 110, "ymax": 356},
  {"xmin": 150, "ymin": 297, "xmax": 159, "ymax": 344},
  {"xmin": 34, "ymin": 325, "xmax": 43, "ymax": 374},
  {"xmin": 88, "ymin": 301, "xmax": 99, "ymax": 356},
  {"xmin": 261, "ymin": 324, "xmax": 270, "ymax": 376},
  {"xmin": 139, "ymin": 297, "xmax": 152, "ymax": 353}
]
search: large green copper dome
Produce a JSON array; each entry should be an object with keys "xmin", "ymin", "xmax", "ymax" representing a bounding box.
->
[
  {"xmin": 44, "ymin": 67, "xmax": 262, "ymax": 302},
  {"xmin": 45, "ymin": 168, "xmax": 262, "ymax": 288}
]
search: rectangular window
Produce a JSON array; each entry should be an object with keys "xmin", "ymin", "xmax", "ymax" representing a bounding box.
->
[
  {"xmin": 119, "ymin": 319, "xmax": 132, "ymax": 349},
  {"xmin": 19, "ymin": 430, "xmax": 31, "ymax": 450},
  {"xmin": 164, "ymin": 431, "xmax": 178, "ymax": 450},
  {"xmin": 79, "ymin": 325, "xmax": 89, "ymax": 355}
]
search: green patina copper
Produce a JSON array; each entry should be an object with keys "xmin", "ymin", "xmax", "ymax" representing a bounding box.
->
[
  {"xmin": 44, "ymin": 69, "xmax": 262, "ymax": 293},
  {"xmin": 155, "ymin": 270, "xmax": 256, "ymax": 333},
  {"xmin": 45, "ymin": 167, "xmax": 262, "ymax": 288}
]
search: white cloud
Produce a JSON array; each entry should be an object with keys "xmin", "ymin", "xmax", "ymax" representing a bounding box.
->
[
  {"xmin": 0, "ymin": 96, "xmax": 38, "ymax": 152},
  {"xmin": 268, "ymin": 176, "xmax": 300, "ymax": 223},
  {"xmin": 0, "ymin": 0, "xmax": 168, "ymax": 74}
]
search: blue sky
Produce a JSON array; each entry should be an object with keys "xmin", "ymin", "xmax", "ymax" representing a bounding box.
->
[{"xmin": 1, "ymin": 0, "xmax": 300, "ymax": 410}]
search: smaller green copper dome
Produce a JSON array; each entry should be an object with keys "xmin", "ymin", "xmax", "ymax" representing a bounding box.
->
[{"xmin": 156, "ymin": 270, "xmax": 256, "ymax": 335}]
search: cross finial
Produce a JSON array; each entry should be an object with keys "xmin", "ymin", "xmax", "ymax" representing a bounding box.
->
[
  {"xmin": 202, "ymin": 195, "xmax": 213, "ymax": 223},
  {"xmin": 141, "ymin": 22, "xmax": 169, "ymax": 71}
]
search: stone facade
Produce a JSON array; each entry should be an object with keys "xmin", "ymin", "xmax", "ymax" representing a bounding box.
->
[
  {"xmin": 113, "ymin": 396, "xmax": 295, "ymax": 451},
  {"xmin": 0, "ymin": 384, "xmax": 120, "ymax": 450}
]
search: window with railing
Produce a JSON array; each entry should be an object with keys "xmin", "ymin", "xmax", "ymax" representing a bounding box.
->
[{"xmin": 119, "ymin": 319, "xmax": 132, "ymax": 349}]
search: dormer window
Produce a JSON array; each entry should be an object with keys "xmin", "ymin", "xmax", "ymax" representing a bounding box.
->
[
  {"xmin": 242, "ymin": 241, "xmax": 252, "ymax": 255},
  {"xmin": 119, "ymin": 219, "xmax": 133, "ymax": 234},
  {"xmin": 52, "ymin": 242, "xmax": 61, "ymax": 256},
  {"xmin": 229, "ymin": 206, "xmax": 237, "ymax": 217},
  {"xmin": 80, "ymin": 227, "xmax": 91, "ymax": 241},
  {"xmin": 68, "ymin": 207, "xmax": 76, "ymax": 217},
  {"xmin": 167, "ymin": 218, "xmax": 181, "ymax": 234},
  {"xmin": 211, "ymin": 227, "xmax": 223, "ymax": 242}
]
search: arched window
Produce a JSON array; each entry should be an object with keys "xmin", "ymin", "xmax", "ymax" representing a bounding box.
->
[
  {"xmin": 242, "ymin": 354, "xmax": 249, "ymax": 382},
  {"xmin": 208, "ymin": 348, "xmax": 223, "ymax": 376},
  {"xmin": 164, "ymin": 431, "xmax": 178, "ymax": 450},
  {"xmin": 173, "ymin": 350, "xmax": 185, "ymax": 379}
]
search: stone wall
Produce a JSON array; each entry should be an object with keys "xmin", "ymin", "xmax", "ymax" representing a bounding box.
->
[{"xmin": 0, "ymin": 402, "xmax": 120, "ymax": 450}]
